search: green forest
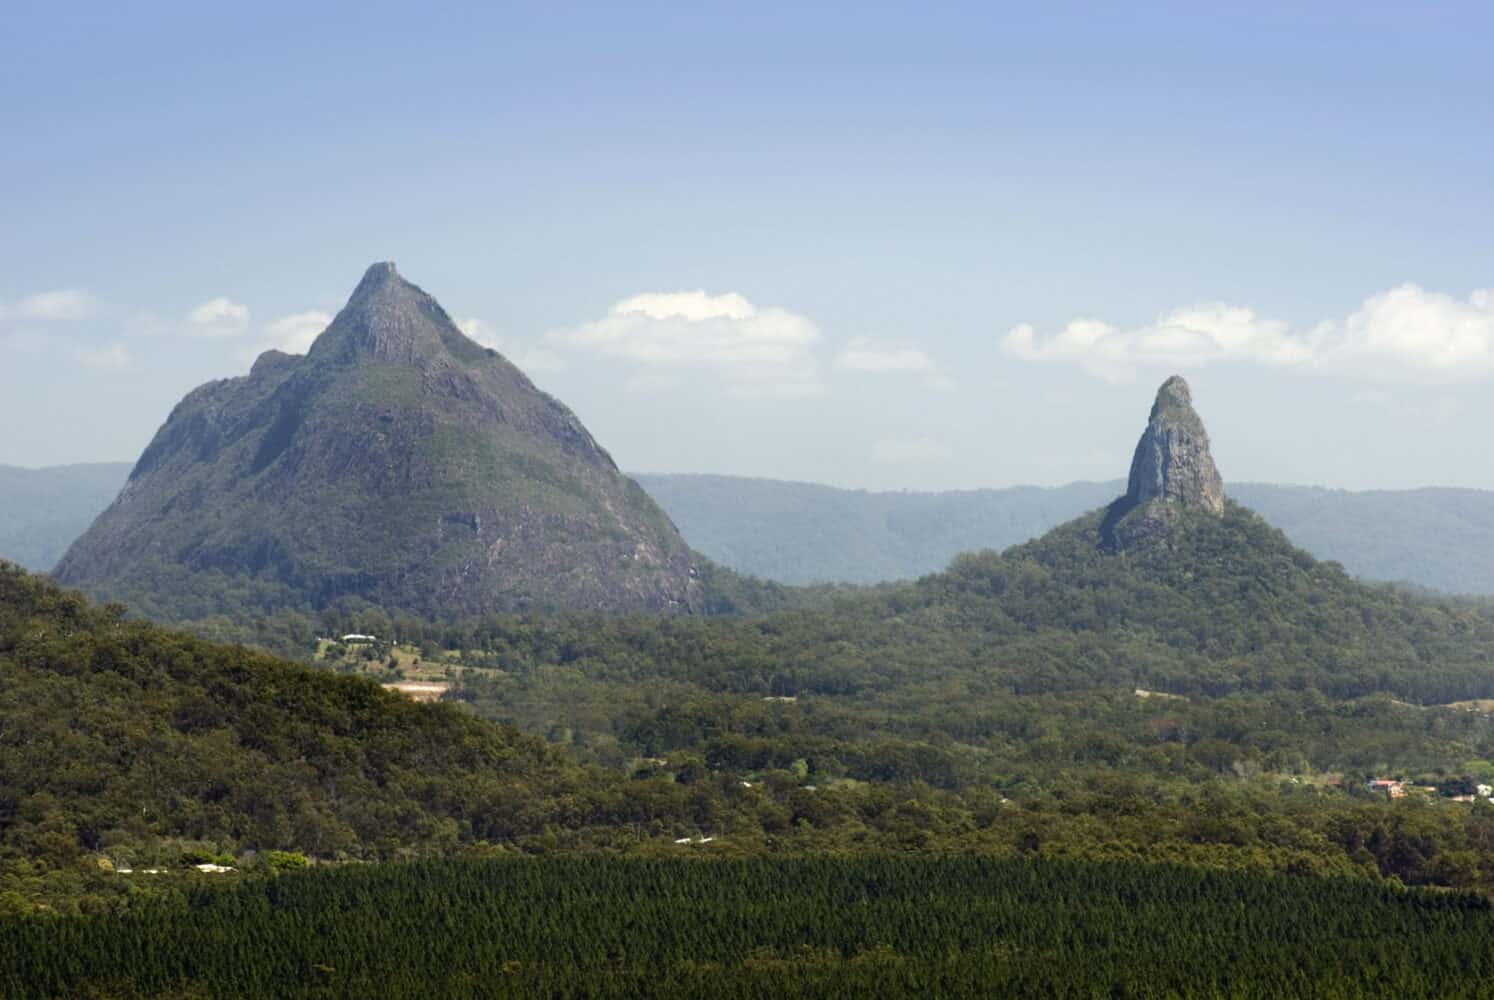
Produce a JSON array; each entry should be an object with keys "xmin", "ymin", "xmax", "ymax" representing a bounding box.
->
[
  {"xmin": 236, "ymin": 504, "xmax": 1494, "ymax": 814},
  {"xmin": 12, "ymin": 499, "xmax": 1494, "ymax": 994},
  {"xmin": 5, "ymin": 856, "xmax": 1493, "ymax": 998}
]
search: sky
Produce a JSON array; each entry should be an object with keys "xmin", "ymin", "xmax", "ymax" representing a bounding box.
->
[{"xmin": 2, "ymin": 1, "xmax": 1491, "ymax": 491}]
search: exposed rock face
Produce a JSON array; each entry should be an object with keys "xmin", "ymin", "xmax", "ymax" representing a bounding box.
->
[
  {"xmin": 55, "ymin": 263, "xmax": 701, "ymax": 620},
  {"xmin": 1100, "ymin": 375, "xmax": 1224, "ymax": 551},
  {"xmin": 1125, "ymin": 376, "xmax": 1224, "ymax": 514}
]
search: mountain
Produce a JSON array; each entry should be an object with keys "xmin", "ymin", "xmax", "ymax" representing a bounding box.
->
[
  {"xmin": 1099, "ymin": 374, "xmax": 1226, "ymax": 549},
  {"xmin": 53, "ymin": 263, "xmax": 700, "ymax": 621},
  {"xmin": 635, "ymin": 473, "xmax": 1494, "ymax": 595},
  {"xmin": 11, "ymin": 377, "xmax": 1494, "ymax": 921},
  {"xmin": 356, "ymin": 375, "xmax": 1494, "ymax": 859},
  {"xmin": 1120, "ymin": 374, "xmax": 1224, "ymax": 514},
  {"xmin": 16, "ymin": 367, "xmax": 1494, "ymax": 599},
  {"xmin": 0, "ymin": 463, "xmax": 132, "ymax": 572}
]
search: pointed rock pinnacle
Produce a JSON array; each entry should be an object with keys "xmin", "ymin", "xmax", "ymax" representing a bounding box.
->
[{"xmin": 1124, "ymin": 375, "xmax": 1224, "ymax": 514}]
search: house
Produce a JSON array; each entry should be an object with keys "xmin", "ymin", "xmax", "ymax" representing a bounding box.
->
[
  {"xmin": 1478, "ymin": 784, "xmax": 1492, "ymax": 798},
  {"xmin": 1368, "ymin": 779, "xmax": 1407, "ymax": 799},
  {"xmin": 341, "ymin": 634, "xmax": 377, "ymax": 643}
]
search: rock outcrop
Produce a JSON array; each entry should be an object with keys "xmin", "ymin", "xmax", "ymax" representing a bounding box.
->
[
  {"xmin": 1125, "ymin": 375, "xmax": 1225, "ymax": 514},
  {"xmin": 1102, "ymin": 375, "xmax": 1224, "ymax": 549},
  {"xmin": 55, "ymin": 263, "xmax": 701, "ymax": 621}
]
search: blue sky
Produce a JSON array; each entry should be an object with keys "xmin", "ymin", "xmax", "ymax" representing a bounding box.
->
[{"xmin": 3, "ymin": 1, "xmax": 1491, "ymax": 490}]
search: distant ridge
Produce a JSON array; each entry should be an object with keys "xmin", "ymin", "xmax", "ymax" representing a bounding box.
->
[
  {"xmin": 15, "ymin": 459, "xmax": 1494, "ymax": 598},
  {"xmin": 0, "ymin": 463, "xmax": 133, "ymax": 572},
  {"xmin": 53, "ymin": 263, "xmax": 701, "ymax": 621},
  {"xmin": 637, "ymin": 474, "xmax": 1494, "ymax": 595}
]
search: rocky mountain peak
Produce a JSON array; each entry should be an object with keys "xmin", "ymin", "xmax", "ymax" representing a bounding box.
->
[
  {"xmin": 1125, "ymin": 375, "xmax": 1224, "ymax": 514},
  {"xmin": 307, "ymin": 261, "xmax": 478, "ymax": 367},
  {"xmin": 56, "ymin": 264, "xmax": 702, "ymax": 620}
]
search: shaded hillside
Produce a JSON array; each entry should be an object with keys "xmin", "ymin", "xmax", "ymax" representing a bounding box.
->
[
  {"xmin": 638, "ymin": 473, "xmax": 1494, "ymax": 594},
  {"xmin": 0, "ymin": 463, "xmax": 130, "ymax": 571},
  {"xmin": 0, "ymin": 562, "xmax": 594, "ymax": 871},
  {"xmin": 55, "ymin": 264, "xmax": 700, "ymax": 621}
]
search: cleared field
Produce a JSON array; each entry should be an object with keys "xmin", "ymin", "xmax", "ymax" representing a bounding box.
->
[{"xmin": 382, "ymin": 680, "xmax": 452, "ymax": 702}]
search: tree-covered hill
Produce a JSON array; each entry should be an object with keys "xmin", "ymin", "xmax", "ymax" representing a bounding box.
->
[
  {"xmin": 293, "ymin": 497, "xmax": 1494, "ymax": 863},
  {"xmin": 638, "ymin": 473, "xmax": 1494, "ymax": 594},
  {"xmin": 16, "ymin": 554, "xmax": 1494, "ymax": 916},
  {"xmin": 0, "ymin": 562, "xmax": 594, "ymax": 854}
]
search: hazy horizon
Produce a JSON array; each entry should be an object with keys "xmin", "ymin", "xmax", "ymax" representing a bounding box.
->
[{"xmin": 13, "ymin": 453, "xmax": 1494, "ymax": 501}]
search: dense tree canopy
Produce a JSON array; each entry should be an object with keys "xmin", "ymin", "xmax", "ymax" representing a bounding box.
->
[{"xmin": 6, "ymin": 857, "xmax": 1493, "ymax": 999}]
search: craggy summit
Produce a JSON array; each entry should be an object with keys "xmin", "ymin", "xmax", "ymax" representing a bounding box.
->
[
  {"xmin": 55, "ymin": 263, "xmax": 700, "ymax": 620},
  {"xmin": 1125, "ymin": 375, "xmax": 1225, "ymax": 514},
  {"xmin": 1103, "ymin": 375, "xmax": 1225, "ymax": 548}
]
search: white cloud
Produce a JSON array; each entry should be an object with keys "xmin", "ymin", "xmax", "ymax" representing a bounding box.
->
[
  {"xmin": 263, "ymin": 310, "xmax": 332, "ymax": 355},
  {"xmin": 187, "ymin": 297, "xmax": 250, "ymax": 333},
  {"xmin": 1315, "ymin": 284, "xmax": 1494, "ymax": 376},
  {"xmin": 550, "ymin": 289, "xmax": 822, "ymax": 395},
  {"xmin": 71, "ymin": 342, "xmax": 133, "ymax": 370},
  {"xmin": 834, "ymin": 337, "xmax": 936, "ymax": 373},
  {"xmin": 458, "ymin": 316, "xmax": 501, "ymax": 350},
  {"xmin": 5, "ymin": 289, "xmax": 93, "ymax": 322},
  {"xmin": 872, "ymin": 436, "xmax": 952, "ymax": 463},
  {"xmin": 610, "ymin": 290, "xmax": 757, "ymax": 323},
  {"xmin": 1004, "ymin": 284, "xmax": 1494, "ymax": 382}
]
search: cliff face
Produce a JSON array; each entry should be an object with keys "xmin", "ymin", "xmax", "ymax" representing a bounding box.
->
[
  {"xmin": 55, "ymin": 263, "xmax": 700, "ymax": 621},
  {"xmin": 1102, "ymin": 375, "xmax": 1225, "ymax": 550},
  {"xmin": 1125, "ymin": 375, "xmax": 1225, "ymax": 514}
]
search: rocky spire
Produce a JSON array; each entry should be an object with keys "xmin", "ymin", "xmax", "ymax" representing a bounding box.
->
[
  {"xmin": 1124, "ymin": 375, "xmax": 1224, "ymax": 514},
  {"xmin": 307, "ymin": 261, "xmax": 471, "ymax": 366}
]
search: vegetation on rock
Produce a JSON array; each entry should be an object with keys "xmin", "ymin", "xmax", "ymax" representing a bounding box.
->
[{"xmin": 53, "ymin": 264, "xmax": 700, "ymax": 620}]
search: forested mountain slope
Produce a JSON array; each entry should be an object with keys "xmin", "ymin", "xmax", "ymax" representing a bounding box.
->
[
  {"xmin": 0, "ymin": 563, "xmax": 589, "ymax": 868},
  {"xmin": 298, "ymin": 382, "xmax": 1494, "ymax": 846}
]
